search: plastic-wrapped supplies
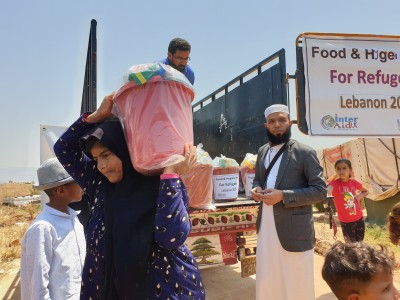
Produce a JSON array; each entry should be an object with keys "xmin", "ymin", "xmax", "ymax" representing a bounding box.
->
[
  {"xmin": 181, "ymin": 144, "xmax": 215, "ymax": 210},
  {"xmin": 240, "ymin": 153, "xmax": 257, "ymax": 198},
  {"xmin": 212, "ymin": 155, "xmax": 240, "ymax": 201},
  {"xmin": 112, "ymin": 63, "xmax": 195, "ymax": 174}
]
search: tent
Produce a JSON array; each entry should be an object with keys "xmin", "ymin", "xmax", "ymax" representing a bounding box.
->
[{"xmin": 318, "ymin": 138, "xmax": 400, "ymax": 225}]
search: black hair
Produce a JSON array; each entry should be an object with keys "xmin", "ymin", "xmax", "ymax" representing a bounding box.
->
[
  {"xmin": 168, "ymin": 38, "xmax": 191, "ymax": 54},
  {"xmin": 334, "ymin": 158, "xmax": 352, "ymax": 169},
  {"xmin": 43, "ymin": 187, "xmax": 56, "ymax": 197},
  {"xmin": 81, "ymin": 136, "xmax": 101, "ymax": 159},
  {"xmin": 322, "ymin": 241, "xmax": 395, "ymax": 300}
]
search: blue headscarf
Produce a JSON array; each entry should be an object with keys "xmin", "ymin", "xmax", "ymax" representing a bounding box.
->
[{"xmin": 80, "ymin": 118, "xmax": 160, "ymax": 299}]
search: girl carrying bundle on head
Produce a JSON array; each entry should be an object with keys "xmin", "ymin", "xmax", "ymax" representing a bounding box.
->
[{"xmin": 54, "ymin": 93, "xmax": 205, "ymax": 300}]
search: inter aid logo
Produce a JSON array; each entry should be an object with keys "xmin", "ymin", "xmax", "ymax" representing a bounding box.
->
[{"xmin": 321, "ymin": 114, "xmax": 358, "ymax": 130}]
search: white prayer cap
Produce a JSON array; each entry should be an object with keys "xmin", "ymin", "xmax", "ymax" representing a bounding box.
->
[{"xmin": 264, "ymin": 104, "xmax": 289, "ymax": 119}]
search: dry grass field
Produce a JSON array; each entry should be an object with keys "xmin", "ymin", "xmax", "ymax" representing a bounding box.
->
[
  {"xmin": 0, "ymin": 182, "xmax": 37, "ymax": 201},
  {"xmin": 0, "ymin": 183, "xmax": 40, "ymax": 268}
]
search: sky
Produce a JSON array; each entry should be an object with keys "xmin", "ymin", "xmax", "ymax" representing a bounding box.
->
[{"xmin": 1, "ymin": 0, "xmax": 399, "ymax": 169}]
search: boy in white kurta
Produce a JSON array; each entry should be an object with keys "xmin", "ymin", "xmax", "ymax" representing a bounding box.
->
[{"xmin": 20, "ymin": 157, "xmax": 86, "ymax": 300}]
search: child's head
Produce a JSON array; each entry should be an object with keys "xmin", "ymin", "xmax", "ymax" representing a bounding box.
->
[
  {"xmin": 322, "ymin": 241, "xmax": 399, "ymax": 300},
  {"xmin": 335, "ymin": 158, "xmax": 352, "ymax": 181},
  {"xmin": 80, "ymin": 118, "xmax": 132, "ymax": 184},
  {"xmin": 33, "ymin": 157, "xmax": 82, "ymax": 202},
  {"xmin": 389, "ymin": 202, "xmax": 400, "ymax": 245}
]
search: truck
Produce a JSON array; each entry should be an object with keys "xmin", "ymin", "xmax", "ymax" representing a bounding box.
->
[
  {"xmin": 190, "ymin": 32, "xmax": 400, "ymax": 275},
  {"xmin": 186, "ymin": 49, "xmax": 288, "ymax": 276},
  {"xmin": 40, "ymin": 21, "xmax": 289, "ymax": 277}
]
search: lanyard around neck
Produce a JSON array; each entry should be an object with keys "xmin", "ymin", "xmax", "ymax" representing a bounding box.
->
[{"xmin": 264, "ymin": 143, "xmax": 287, "ymax": 180}]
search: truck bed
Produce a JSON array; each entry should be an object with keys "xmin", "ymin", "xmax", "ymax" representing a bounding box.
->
[{"xmin": 186, "ymin": 195, "xmax": 259, "ymax": 269}]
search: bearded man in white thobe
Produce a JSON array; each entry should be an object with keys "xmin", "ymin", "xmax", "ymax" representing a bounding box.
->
[{"xmin": 252, "ymin": 104, "xmax": 327, "ymax": 300}]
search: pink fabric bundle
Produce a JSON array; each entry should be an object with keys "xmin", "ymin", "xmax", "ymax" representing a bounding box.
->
[{"xmin": 112, "ymin": 65, "xmax": 195, "ymax": 174}]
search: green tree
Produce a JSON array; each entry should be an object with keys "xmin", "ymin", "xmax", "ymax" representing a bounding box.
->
[{"xmin": 190, "ymin": 237, "xmax": 220, "ymax": 264}]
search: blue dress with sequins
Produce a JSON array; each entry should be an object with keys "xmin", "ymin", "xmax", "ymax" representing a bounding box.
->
[
  {"xmin": 55, "ymin": 116, "xmax": 205, "ymax": 300},
  {"xmin": 54, "ymin": 117, "xmax": 107, "ymax": 300},
  {"xmin": 150, "ymin": 176, "xmax": 205, "ymax": 299}
]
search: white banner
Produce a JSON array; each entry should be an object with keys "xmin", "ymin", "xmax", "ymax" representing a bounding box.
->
[{"xmin": 302, "ymin": 33, "xmax": 400, "ymax": 136}]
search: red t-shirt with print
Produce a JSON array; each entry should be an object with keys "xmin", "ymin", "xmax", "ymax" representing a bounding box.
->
[{"xmin": 329, "ymin": 179, "xmax": 363, "ymax": 223}]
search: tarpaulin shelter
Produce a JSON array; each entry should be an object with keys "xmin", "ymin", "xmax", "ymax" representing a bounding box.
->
[{"xmin": 318, "ymin": 138, "xmax": 400, "ymax": 224}]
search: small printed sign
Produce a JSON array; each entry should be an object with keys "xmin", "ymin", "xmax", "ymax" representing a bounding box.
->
[
  {"xmin": 241, "ymin": 255, "xmax": 256, "ymax": 278},
  {"xmin": 213, "ymin": 173, "xmax": 239, "ymax": 200},
  {"xmin": 245, "ymin": 173, "xmax": 255, "ymax": 198}
]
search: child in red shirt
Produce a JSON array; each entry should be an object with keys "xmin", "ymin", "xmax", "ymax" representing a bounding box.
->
[{"xmin": 327, "ymin": 158, "xmax": 369, "ymax": 242}]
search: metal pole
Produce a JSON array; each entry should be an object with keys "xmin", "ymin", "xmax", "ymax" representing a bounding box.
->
[{"xmin": 81, "ymin": 19, "xmax": 97, "ymax": 114}]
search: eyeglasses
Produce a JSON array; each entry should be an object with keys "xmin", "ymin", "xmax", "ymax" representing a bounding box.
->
[{"xmin": 173, "ymin": 55, "xmax": 190, "ymax": 63}]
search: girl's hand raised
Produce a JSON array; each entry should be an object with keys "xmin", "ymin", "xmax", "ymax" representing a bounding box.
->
[
  {"xmin": 163, "ymin": 144, "xmax": 197, "ymax": 176},
  {"xmin": 86, "ymin": 92, "xmax": 115, "ymax": 123}
]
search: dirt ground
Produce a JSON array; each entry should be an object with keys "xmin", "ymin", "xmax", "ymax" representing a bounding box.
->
[
  {"xmin": 2, "ymin": 211, "xmax": 400, "ymax": 299},
  {"xmin": 0, "ymin": 215, "xmax": 353, "ymax": 300},
  {"xmin": 0, "ymin": 254, "xmax": 328, "ymax": 300},
  {"xmin": 5, "ymin": 252, "xmax": 400, "ymax": 300}
]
